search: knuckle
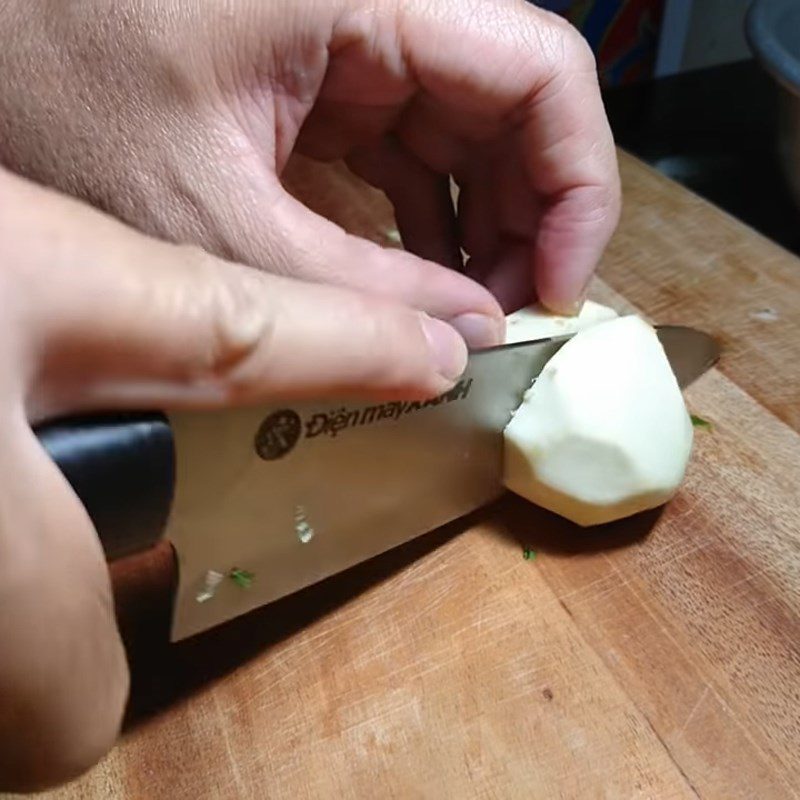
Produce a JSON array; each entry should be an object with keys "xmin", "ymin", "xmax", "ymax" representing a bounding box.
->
[
  {"xmin": 187, "ymin": 258, "xmax": 275, "ymax": 401},
  {"xmin": 542, "ymin": 13, "xmax": 596, "ymax": 74},
  {"xmin": 566, "ymin": 28, "xmax": 597, "ymax": 73},
  {"xmin": 606, "ymin": 176, "xmax": 623, "ymax": 225},
  {"xmin": 584, "ymin": 183, "xmax": 622, "ymax": 235}
]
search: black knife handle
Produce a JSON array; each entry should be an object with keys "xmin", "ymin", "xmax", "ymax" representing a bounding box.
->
[{"xmin": 33, "ymin": 413, "xmax": 175, "ymax": 561}]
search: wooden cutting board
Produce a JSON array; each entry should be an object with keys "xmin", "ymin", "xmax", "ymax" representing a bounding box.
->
[{"xmin": 28, "ymin": 151, "xmax": 800, "ymax": 800}]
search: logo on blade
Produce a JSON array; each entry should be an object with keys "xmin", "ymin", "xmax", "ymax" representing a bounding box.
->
[
  {"xmin": 254, "ymin": 378, "xmax": 473, "ymax": 458},
  {"xmin": 254, "ymin": 409, "xmax": 302, "ymax": 460}
]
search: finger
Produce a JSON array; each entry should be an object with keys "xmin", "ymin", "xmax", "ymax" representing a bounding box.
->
[
  {"xmin": 255, "ymin": 184, "xmax": 504, "ymax": 347},
  {"xmin": 521, "ymin": 45, "xmax": 621, "ymax": 313},
  {"xmin": 467, "ymin": 241, "xmax": 532, "ymax": 314},
  {"xmin": 395, "ymin": 1, "xmax": 621, "ymax": 314},
  {"xmin": 458, "ymin": 142, "xmax": 543, "ymax": 313},
  {"xmin": 486, "ymin": 143, "xmax": 544, "ymax": 311},
  {"xmin": 532, "ymin": 182, "xmax": 618, "ymax": 314},
  {"xmin": 456, "ymin": 159, "xmax": 498, "ymax": 265},
  {"xmin": 347, "ymin": 141, "xmax": 462, "ymax": 271},
  {"xmin": 295, "ymin": 98, "xmax": 407, "ymax": 165},
  {"xmin": 6, "ymin": 176, "xmax": 471, "ymax": 421},
  {"xmin": 154, "ymin": 161, "xmax": 503, "ymax": 348}
]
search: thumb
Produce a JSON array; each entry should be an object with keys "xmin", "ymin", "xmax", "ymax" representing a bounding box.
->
[
  {"xmin": 202, "ymin": 172, "xmax": 506, "ymax": 350},
  {"xmin": 5, "ymin": 175, "xmax": 468, "ymax": 422}
]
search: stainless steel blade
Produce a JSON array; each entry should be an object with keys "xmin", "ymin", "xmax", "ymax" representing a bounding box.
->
[
  {"xmin": 165, "ymin": 324, "xmax": 718, "ymax": 640},
  {"xmin": 165, "ymin": 336, "xmax": 565, "ymax": 640},
  {"xmin": 656, "ymin": 325, "xmax": 720, "ymax": 388}
]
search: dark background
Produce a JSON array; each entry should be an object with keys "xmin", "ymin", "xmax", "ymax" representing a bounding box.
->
[{"xmin": 531, "ymin": 0, "xmax": 800, "ymax": 257}]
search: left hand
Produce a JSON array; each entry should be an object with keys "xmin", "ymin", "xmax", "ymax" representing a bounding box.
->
[{"xmin": 0, "ymin": 0, "xmax": 620, "ymax": 328}]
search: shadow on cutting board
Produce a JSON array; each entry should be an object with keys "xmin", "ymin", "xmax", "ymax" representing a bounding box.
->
[
  {"xmin": 113, "ymin": 494, "xmax": 658, "ymax": 730},
  {"xmin": 113, "ymin": 511, "xmax": 476, "ymax": 730},
  {"xmin": 488, "ymin": 493, "xmax": 663, "ymax": 556}
]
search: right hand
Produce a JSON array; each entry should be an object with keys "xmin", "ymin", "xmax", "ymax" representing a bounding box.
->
[{"xmin": 0, "ymin": 166, "xmax": 466, "ymax": 793}]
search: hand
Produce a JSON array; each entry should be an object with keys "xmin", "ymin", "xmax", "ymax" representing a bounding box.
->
[
  {"xmin": 0, "ymin": 0, "xmax": 620, "ymax": 332},
  {"xmin": 0, "ymin": 167, "xmax": 466, "ymax": 792}
]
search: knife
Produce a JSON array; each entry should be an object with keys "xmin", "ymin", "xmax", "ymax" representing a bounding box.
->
[{"xmin": 34, "ymin": 325, "xmax": 718, "ymax": 640}]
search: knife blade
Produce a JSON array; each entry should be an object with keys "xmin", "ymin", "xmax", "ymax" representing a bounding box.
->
[{"xmin": 34, "ymin": 325, "xmax": 718, "ymax": 640}]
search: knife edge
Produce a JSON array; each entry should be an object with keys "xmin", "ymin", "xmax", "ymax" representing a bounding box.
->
[{"xmin": 34, "ymin": 325, "xmax": 718, "ymax": 565}]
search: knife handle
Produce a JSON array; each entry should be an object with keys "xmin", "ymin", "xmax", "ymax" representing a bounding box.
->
[{"xmin": 33, "ymin": 413, "xmax": 174, "ymax": 561}]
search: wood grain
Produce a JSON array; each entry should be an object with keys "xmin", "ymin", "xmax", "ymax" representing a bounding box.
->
[
  {"xmin": 18, "ymin": 152, "xmax": 800, "ymax": 800},
  {"xmin": 606, "ymin": 152, "xmax": 800, "ymax": 432}
]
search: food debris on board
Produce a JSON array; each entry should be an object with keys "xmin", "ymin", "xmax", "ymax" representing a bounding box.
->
[
  {"xmin": 228, "ymin": 568, "xmax": 255, "ymax": 589},
  {"xmin": 691, "ymin": 414, "xmax": 713, "ymax": 431},
  {"xmin": 196, "ymin": 570, "xmax": 225, "ymax": 603},
  {"xmin": 295, "ymin": 505, "xmax": 315, "ymax": 544},
  {"xmin": 523, "ymin": 547, "xmax": 537, "ymax": 561},
  {"xmin": 749, "ymin": 307, "xmax": 779, "ymax": 322}
]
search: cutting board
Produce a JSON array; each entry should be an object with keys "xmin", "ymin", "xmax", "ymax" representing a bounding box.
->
[{"xmin": 25, "ymin": 151, "xmax": 800, "ymax": 800}]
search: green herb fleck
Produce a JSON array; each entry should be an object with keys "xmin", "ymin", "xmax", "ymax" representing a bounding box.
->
[
  {"xmin": 228, "ymin": 568, "xmax": 255, "ymax": 589},
  {"xmin": 385, "ymin": 227, "xmax": 402, "ymax": 245},
  {"xmin": 691, "ymin": 414, "xmax": 713, "ymax": 431},
  {"xmin": 523, "ymin": 547, "xmax": 537, "ymax": 561}
]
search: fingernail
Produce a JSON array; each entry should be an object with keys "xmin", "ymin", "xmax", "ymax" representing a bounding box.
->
[
  {"xmin": 449, "ymin": 313, "xmax": 504, "ymax": 349},
  {"xmin": 569, "ymin": 277, "xmax": 594, "ymax": 316},
  {"xmin": 548, "ymin": 283, "xmax": 590, "ymax": 318},
  {"xmin": 421, "ymin": 315, "xmax": 468, "ymax": 381},
  {"xmin": 563, "ymin": 297, "xmax": 586, "ymax": 317}
]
